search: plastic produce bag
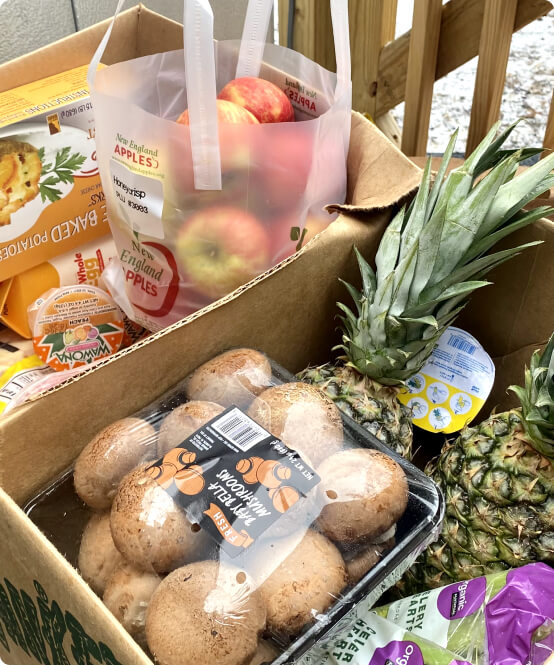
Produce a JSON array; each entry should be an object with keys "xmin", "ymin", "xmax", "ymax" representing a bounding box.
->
[
  {"xmin": 373, "ymin": 563, "xmax": 554, "ymax": 665},
  {"xmin": 25, "ymin": 348, "xmax": 443, "ymax": 665},
  {"xmin": 528, "ymin": 621, "xmax": 554, "ymax": 665},
  {"xmin": 89, "ymin": 0, "xmax": 352, "ymax": 332},
  {"xmin": 299, "ymin": 613, "xmax": 474, "ymax": 665}
]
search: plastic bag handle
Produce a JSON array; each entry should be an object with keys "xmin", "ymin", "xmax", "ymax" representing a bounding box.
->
[
  {"xmin": 330, "ymin": 0, "xmax": 351, "ymax": 96},
  {"xmin": 87, "ymin": 0, "xmax": 222, "ymax": 191},
  {"xmin": 235, "ymin": 0, "xmax": 274, "ymax": 78},
  {"xmin": 183, "ymin": 0, "xmax": 222, "ymax": 190},
  {"xmin": 236, "ymin": 0, "xmax": 351, "ymax": 95},
  {"xmin": 87, "ymin": 0, "xmax": 125, "ymax": 89}
]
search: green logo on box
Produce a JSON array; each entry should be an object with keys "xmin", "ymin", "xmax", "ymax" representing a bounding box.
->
[{"xmin": 0, "ymin": 577, "xmax": 122, "ymax": 665}]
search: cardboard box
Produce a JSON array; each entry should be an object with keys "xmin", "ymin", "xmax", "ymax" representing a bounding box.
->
[
  {"xmin": 0, "ymin": 7, "xmax": 553, "ymax": 665},
  {"xmin": 0, "ymin": 65, "xmax": 111, "ymax": 281},
  {"xmin": 0, "ymin": 11, "xmax": 421, "ymax": 665},
  {"xmin": 0, "ymin": 120, "xmax": 421, "ymax": 665}
]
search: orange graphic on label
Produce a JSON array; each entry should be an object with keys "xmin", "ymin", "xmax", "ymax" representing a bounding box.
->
[
  {"xmin": 146, "ymin": 447, "xmax": 198, "ymax": 489},
  {"xmin": 236, "ymin": 457, "xmax": 291, "ymax": 488},
  {"xmin": 267, "ymin": 486, "xmax": 300, "ymax": 513},
  {"xmin": 174, "ymin": 465, "xmax": 205, "ymax": 495},
  {"xmin": 204, "ymin": 503, "xmax": 254, "ymax": 549},
  {"xmin": 236, "ymin": 456, "xmax": 298, "ymax": 511},
  {"xmin": 32, "ymin": 285, "xmax": 123, "ymax": 371}
]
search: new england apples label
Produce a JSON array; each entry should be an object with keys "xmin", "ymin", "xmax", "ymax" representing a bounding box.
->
[
  {"xmin": 110, "ymin": 159, "xmax": 165, "ymax": 239},
  {"xmin": 146, "ymin": 406, "xmax": 319, "ymax": 556}
]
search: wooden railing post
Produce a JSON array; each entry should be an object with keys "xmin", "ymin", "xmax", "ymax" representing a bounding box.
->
[
  {"xmin": 278, "ymin": 0, "xmax": 290, "ymax": 46},
  {"xmin": 466, "ymin": 0, "xmax": 518, "ymax": 154},
  {"xmin": 381, "ymin": 0, "xmax": 398, "ymax": 45},
  {"xmin": 375, "ymin": 0, "xmax": 551, "ymax": 119},
  {"xmin": 401, "ymin": 0, "xmax": 442, "ymax": 155},
  {"xmin": 350, "ymin": 0, "xmax": 398, "ymax": 117},
  {"xmin": 544, "ymin": 89, "xmax": 554, "ymax": 155},
  {"xmin": 281, "ymin": 0, "xmax": 335, "ymax": 71}
]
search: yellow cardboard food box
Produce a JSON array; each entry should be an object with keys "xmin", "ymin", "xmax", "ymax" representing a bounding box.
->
[
  {"xmin": 0, "ymin": 235, "xmax": 117, "ymax": 338},
  {"xmin": 0, "ymin": 65, "xmax": 109, "ymax": 282}
]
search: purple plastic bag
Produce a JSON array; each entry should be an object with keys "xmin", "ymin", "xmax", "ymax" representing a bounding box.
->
[
  {"xmin": 486, "ymin": 564, "xmax": 554, "ymax": 665},
  {"xmin": 374, "ymin": 562, "xmax": 554, "ymax": 665}
]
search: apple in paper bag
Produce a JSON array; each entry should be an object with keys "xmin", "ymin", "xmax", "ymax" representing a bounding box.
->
[{"xmin": 176, "ymin": 206, "xmax": 271, "ymax": 299}]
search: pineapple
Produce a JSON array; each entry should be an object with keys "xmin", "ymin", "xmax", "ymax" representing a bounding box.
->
[
  {"xmin": 401, "ymin": 334, "xmax": 554, "ymax": 593},
  {"xmin": 299, "ymin": 123, "xmax": 554, "ymax": 459}
]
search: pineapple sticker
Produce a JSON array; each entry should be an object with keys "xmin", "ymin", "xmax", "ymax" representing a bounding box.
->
[
  {"xmin": 451, "ymin": 392, "xmax": 472, "ymax": 415},
  {"xmin": 429, "ymin": 407, "xmax": 451, "ymax": 430},
  {"xmin": 406, "ymin": 375, "xmax": 425, "ymax": 393},
  {"xmin": 407, "ymin": 398, "xmax": 428, "ymax": 418},
  {"xmin": 398, "ymin": 327, "xmax": 495, "ymax": 434},
  {"xmin": 427, "ymin": 382, "xmax": 449, "ymax": 404}
]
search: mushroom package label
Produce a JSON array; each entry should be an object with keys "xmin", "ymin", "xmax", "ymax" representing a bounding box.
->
[{"xmin": 146, "ymin": 406, "xmax": 320, "ymax": 557}]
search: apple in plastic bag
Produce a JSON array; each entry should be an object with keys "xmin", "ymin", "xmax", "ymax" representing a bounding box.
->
[
  {"xmin": 176, "ymin": 99, "xmax": 259, "ymax": 126},
  {"xmin": 172, "ymin": 103, "xmax": 258, "ymax": 199},
  {"xmin": 176, "ymin": 206, "xmax": 271, "ymax": 299},
  {"xmin": 255, "ymin": 127, "xmax": 314, "ymax": 211},
  {"xmin": 114, "ymin": 228, "xmax": 210, "ymax": 325},
  {"xmin": 218, "ymin": 76, "xmax": 294, "ymax": 124}
]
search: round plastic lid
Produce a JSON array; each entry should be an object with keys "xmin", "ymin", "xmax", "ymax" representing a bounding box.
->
[{"xmin": 32, "ymin": 285, "xmax": 124, "ymax": 371}]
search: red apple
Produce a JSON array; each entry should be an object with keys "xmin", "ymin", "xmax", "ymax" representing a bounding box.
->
[
  {"xmin": 173, "ymin": 101, "xmax": 258, "ymax": 194},
  {"xmin": 176, "ymin": 99, "xmax": 259, "ymax": 125},
  {"xmin": 176, "ymin": 206, "xmax": 271, "ymax": 299},
  {"xmin": 254, "ymin": 127, "xmax": 314, "ymax": 212},
  {"xmin": 218, "ymin": 77, "xmax": 294, "ymax": 124}
]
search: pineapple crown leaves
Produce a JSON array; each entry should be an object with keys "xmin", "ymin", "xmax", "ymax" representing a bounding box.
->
[
  {"xmin": 509, "ymin": 333, "xmax": 554, "ymax": 459},
  {"xmin": 337, "ymin": 121, "xmax": 554, "ymax": 386}
]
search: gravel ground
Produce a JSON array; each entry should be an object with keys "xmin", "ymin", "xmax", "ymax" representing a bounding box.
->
[{"xmin": 393, "ymin": 0, "xmax": 554, "ymax": 154}]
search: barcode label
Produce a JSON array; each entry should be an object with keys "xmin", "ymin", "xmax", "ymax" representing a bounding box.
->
[
  {"xmin": 212, "ymin": 408, "xmax": 269, "ymax": 452},
  {"xmin": 447, "ymin": 334, "xmax": 476, "ymax": 355}
]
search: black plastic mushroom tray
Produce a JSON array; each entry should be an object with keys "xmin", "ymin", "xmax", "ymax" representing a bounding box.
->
[{"xmin": 24, "ymin": 350, "xmax": 445, "ymax": 665}]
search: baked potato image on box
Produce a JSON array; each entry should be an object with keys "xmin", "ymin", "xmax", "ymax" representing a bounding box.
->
[
  {"xmin": 0, "ymin": 137, "xmax": 87, "ymax": 227},
  {"xmin": 0, "ymin": 139, "xmax": 42, "ymax": 226}
]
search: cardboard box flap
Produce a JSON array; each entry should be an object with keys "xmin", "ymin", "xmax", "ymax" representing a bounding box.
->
[
  {"xmin": 0, "ymin": 488, "xmax": 153, "ymax": 665},
  {"xmin": 136, "ymin": 6, "xmax": 184, "ymax": 57},
  {"xmin": 457, "ymin": 217, "xmax": 554, "ymax": 413},
  {"xmin": 489, "ymin": 337, "xmax": 551, "ymax": 413},
  {"xmin": 328, "ymin": 112, "xmax": 422, "ymax": 213},
  {"xmin": 0, "ymin": 5, "xmax": 183, "ymax": 94}
]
